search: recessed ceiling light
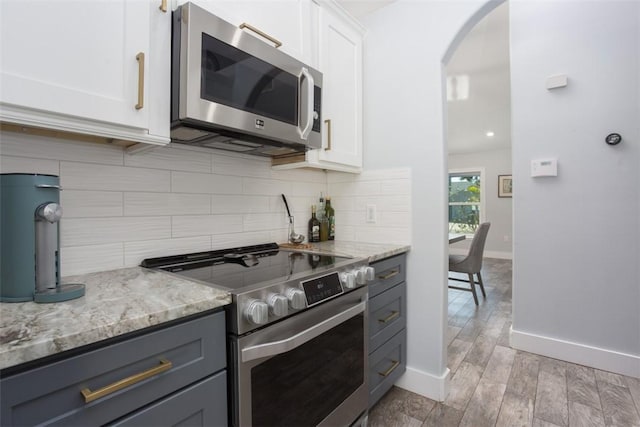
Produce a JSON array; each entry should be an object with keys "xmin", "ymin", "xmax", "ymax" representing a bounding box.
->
[{"xmin": 486, "ymin": 131, "xmax": 495, "ymax": 137}]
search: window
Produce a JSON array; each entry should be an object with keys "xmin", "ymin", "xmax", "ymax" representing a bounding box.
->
[{"xmin": 449, "ymin": 169, "xmax": 484, "ymax": 234}]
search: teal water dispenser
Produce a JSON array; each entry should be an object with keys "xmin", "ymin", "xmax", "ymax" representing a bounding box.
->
[{"xmin": 1, "ymin": 174, "xmax": 85, "ymax": 303}]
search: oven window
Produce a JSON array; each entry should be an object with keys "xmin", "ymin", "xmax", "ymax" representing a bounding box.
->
[
  {"xmin": 201, "ymin": 33, "xmax": 298, "ymax": 125},
  {"xmin": 251, "ymin": 314, "xmax": 364, "ymax": 426}
]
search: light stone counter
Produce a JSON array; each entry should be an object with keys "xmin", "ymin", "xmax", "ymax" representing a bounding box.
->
[
  {"xmin": 291, "ymin": 241, "xmax": 410, "ymax": 263},
  {"xmin": 0, "ymin": 267, "xmax": 231, "ymax": 371},
  {"xmin": 0, "ymin": 241, "xmax": 408, "ymax": 371}
]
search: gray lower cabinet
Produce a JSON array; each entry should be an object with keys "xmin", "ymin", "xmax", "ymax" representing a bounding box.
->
[
  {"xmin": 0, "ymin": 311, "xmax": 227, "ymax": 426},
  {"xmin": 368, "ymin": 253, "xmax": 407, "ymax": 408}
]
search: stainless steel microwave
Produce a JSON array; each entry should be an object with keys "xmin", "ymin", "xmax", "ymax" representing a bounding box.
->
[{"xmin": 171, "ymin": 2, "xmax": 322, "ymax": 157}]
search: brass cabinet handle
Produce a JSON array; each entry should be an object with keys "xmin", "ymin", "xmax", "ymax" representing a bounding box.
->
[
  {"xmin": 135, "ymin": 52, "xmax": 145, "ymax": 110},
  {"xmin": 378, "ymin": 269, "xmax": 399, "ymax": 280},
  {"xmin": 159, "ymin": 0, "xmax": 167, "ymax": 12},
  {"xmin": 81, "ymin": 358, "xmax": 172, "ymax": 403},
  {"xmin": 239, "ymin": 23, "xmax": 282, "ymax": 48},
  {"xmin": 324, "ymin": 119, "xmax": 332, "ymax": 151},
  {"xmin": 378, "ymin": 310, "xmax": 400, "ymax": 324},
  {"xmin": 378, "ymin": 360, "xmax": 400, "ymax": 377}
]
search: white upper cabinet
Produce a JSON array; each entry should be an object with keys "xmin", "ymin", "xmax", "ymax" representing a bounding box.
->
[
  {"xmin": 317, "ymin": 4, "xmax": 363, "ymax": 169},
  {"xmin": 182, "ymin": 0, "xmax": 315, "ymax": 65},
  {"xmin": 0, "ymin": 0, "xmax": 170, "ymax": 146},
  {"xmin": 272, "ymin": 1, "xmax": 364, "ymax": 173}
]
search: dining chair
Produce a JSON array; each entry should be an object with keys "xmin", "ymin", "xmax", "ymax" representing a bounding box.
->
[{"xmin": 448, "ymin": 222, "xmax": 491, "ymax": 305}]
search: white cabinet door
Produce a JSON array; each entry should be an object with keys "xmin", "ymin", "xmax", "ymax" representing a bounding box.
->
[
  {"xmin": 0, "ymin": 0, "xmax": 170, "ymax": 146},
  {"xmin": 317, "ymin": 6, "xmax": 363, "ymax": 168},
  {"xmin": 272, "ymin": 3, "xmax": 363, "ymax": 173},
  {"xmin": 183, "ymin": 0, "xmax": 314, "ymax": 65}
]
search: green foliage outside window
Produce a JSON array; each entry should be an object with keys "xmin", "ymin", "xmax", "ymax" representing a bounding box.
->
[{"xmin": 449, "ymin": 175, "xmax": 480, "ymax": 233}]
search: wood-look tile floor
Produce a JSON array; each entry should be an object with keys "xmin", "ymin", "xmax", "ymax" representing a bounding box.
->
[{"xmin": 369, "ymin": 258, "xmax": 640, "ymax": 427}]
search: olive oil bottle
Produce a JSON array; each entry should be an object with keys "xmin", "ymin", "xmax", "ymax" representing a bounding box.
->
[
  {"xmin": 308, "ymin": 205, "xmax": 320, "ymax": 243},
  {"xmin": 325, "ymin": 197, "xmax": 335, "ymax": 240}
]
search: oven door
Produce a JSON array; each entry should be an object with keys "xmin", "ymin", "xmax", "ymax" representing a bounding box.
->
[{"xmin": 230, "ymin": 287, "xmax": 368, "ymax": 427}]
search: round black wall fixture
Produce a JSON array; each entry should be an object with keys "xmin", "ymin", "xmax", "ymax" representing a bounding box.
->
[{"xmin": 605, "ymin": 133, "xmax": 622, "ymax": 145}]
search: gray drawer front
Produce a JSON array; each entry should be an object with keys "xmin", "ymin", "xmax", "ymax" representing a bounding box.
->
[
  {"xmin": 369, "ymin": 282, "xmax": 406, "ymax": 352},
  {"xmin": 368, "ymin": 329, "xmax": 406, "ymax": 408},
  {"xmin": 111, "ymin": 371, "xmax": 228, "ymax": 427},
  {"xmin": 1, "ymin": 312, "xmax": 225, "ymax": 426},
  {"xmin": 369, "ymin": 254, "xmax": 406, "ymax": 298}
]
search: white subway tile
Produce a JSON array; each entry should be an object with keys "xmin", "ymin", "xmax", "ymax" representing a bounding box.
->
[
  {"xmin": 329, "ymin": 181, "xmax": 380, "ymax": 197},
  {"xmin": 124, "ymin": 193, "xmax": 211, "ymax": 216},
  {"xmin": 243, "ymin": 213, "xmax": 288, "ymax": 232},
  {"xmin": 172, "ymin": 215, "xmax": 243, "ymax": 238},
  {"xmin": 171, "ymin": 171, "xmax": 243, "ymax": 194},
  {"xmin": 213, "ymin": 153, "xmax": 271, "ymax": 178},
  {"xmin": 271, "ymin": 167, "xmax": 327, "ymax": 183},
  {"xmin": 61, "ymin": 162, "xmax": 170, "ymax": 192},
  {"xmin": 243, "ymin": 177, "xmax": 293, "ymax": 196},
  {"xmin": 353, "ymin": 195, "xmax": 411, "ymax": 212},
  {"xmin": 61, "ymin": 243, "xmax": 124, "ymax": 276},
  {"xmin": 335, "ymin": 225, "xmax": 356, "ymax": 242},
  {"xmin": 380, "ymin": 179, "xmax": 411, "ymax": 195},
  {"xmin": 0, "ymin": 131, "xmax": 123, "ymax": 165},
  {"xmin": 124, "ymin": 236, "xmax": 212, "ymax": 266},
  {"xmin": 61, "ymin": 190, "xmax": 123, "ymax": 218},
  {"xmin": 125, "ymin": 146, "xmax": 212, "ymax": 173},
  {"xmin": 378, "ymin": 211, "xmax": 412, "ymax": 227},
  {"xmin": 211, "ymin": 231, "xmax": 273, "ymax": 249},
  {"xmin": 62, "ymin": 217, "xmax": 171, "ymax": 246},
  {"xmin": 291, "ymin": 180, "xmax": 325, "ymax": 197},
  {"xmin": 211, "ymin": 195, "xmax": 270, "ymax": 214},
  {"xmin": 0, "ymin": 155, "xmax": 59, "ymax": 175}
]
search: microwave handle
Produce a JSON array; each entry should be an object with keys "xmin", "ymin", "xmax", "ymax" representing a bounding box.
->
[
  {"xmin": 241, "ymin": 300, "xmax": 365, "ymax": 362},
  {"xmin": 298, "ymin": 67, "xmax": 314, "ymax": 140}
]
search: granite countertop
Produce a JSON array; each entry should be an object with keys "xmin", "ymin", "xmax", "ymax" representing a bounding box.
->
[
  {"xmin": 0, "ymin": 241, "xmax": 409, "ymax": 371},
  {"xmin": 287, "ymin": 241, "xmax": 410, "ymax": 263},
  {"xmin": 0, "ymin": 267, "xmax": 231, "ymax": 371}
]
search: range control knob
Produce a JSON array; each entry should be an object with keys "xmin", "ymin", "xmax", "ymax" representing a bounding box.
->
[
  {"xmin": 356, "ymin": 266, "xmax": 376, "ymax": 285},
  {"xmin": 267, "ymin": 293, "xmax": 289, "ymax": 317},
  {"xmin": 244, "ymin": 299, "xmax": 268, "ymax": 325},
  {"xmin": 286, "ymin": 288, "xmax": 306, "ymax": 310},
  {"xmin": 364, "ymin": 266, "xmax": 375, "ymax": 281},
  {"xmin": 340, "ymin": 272, "xmax": 357, "ymax": 289}
]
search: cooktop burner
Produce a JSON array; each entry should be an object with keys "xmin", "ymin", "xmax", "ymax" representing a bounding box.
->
[{"xmin": 140, "ymin": 243, "xmax": 350, "ymax": 291}]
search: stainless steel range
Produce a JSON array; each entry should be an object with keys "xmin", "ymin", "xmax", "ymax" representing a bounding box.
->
[{"xmin": 141, "ymin": 243, "xmax": 375, "ymax": 427}]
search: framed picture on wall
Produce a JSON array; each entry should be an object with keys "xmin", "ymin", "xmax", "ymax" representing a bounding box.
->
[{"xmin": 498, "ymin": 175, "xmax": 512, "ymax": 198}]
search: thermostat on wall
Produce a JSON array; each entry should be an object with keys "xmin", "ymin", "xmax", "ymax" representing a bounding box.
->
[{"xmin": 531, "ymin": 159, "xmax": 558, "ymax": 177}]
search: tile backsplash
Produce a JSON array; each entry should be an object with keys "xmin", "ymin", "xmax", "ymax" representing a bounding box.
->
[{"xmin": 0, "ymin": 131, "xmax": 411, "ymax": 276}]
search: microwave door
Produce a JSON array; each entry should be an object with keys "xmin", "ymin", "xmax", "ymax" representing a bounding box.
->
[{"xmin": 298, "ymin": 67, "xmax": 314, "ymax": 141}]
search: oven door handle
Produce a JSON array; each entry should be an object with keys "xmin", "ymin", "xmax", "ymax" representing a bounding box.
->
[{"xmin": 241, "ymin": 300, "xmax": 366, "ymax": 362}]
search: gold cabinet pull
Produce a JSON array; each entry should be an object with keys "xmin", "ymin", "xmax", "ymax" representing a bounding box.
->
[
  {"xmin": 135, "ymin": 52, "xmax": 145, "ymax": 110},
  {"xmin": 378, "ymin": 310, "xmax": 400, "ymax": 324},
  {"xmin": 324, "ymin": 119, "xmax": 332, "ymax": 151},
  {"xmin": 81, "ymin": 358, "xmax": 172, "ymax": 403},
  {"xmin": 159, "ymin": 0, "xmax": 167, "ymax": 12},
  {"xmin": 378, "ymin": 360, "xmax": 400, "ymax": 377},
  {"xmin": 378, "ymin": 269, "xmax": 399, "ymax": 280},
  {"xmin": 239, "ymin": 23, "xmax": 282, "ymax": 48}
]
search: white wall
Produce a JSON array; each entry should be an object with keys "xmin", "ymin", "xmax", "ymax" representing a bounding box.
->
[
  {"xmin": 362, "ymin": 0, "xmax": 640, "ymax": 397},
  {"xmin": 448, "ymin": 148, "xmax": 512, "ymax": 258},
  {"xmin": 509, "ymin": 1, "xmax": 640, "ymax": 377},
  {"xmin": 360, "ymin": 0, "xmax": 499, "ymax": 399}
]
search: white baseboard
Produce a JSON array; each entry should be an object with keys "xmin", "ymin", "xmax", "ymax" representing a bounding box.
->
[
  {"xmin": 449, "ymin": 248, "xmax": 512, "ymax": 260},
  {"xmin": 394, "ymin": 366, "xmax": 450, "ymax": 401},
  {"xmin": 510, "ymin": 327, "xmax": 640, "ymax": 378}
]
